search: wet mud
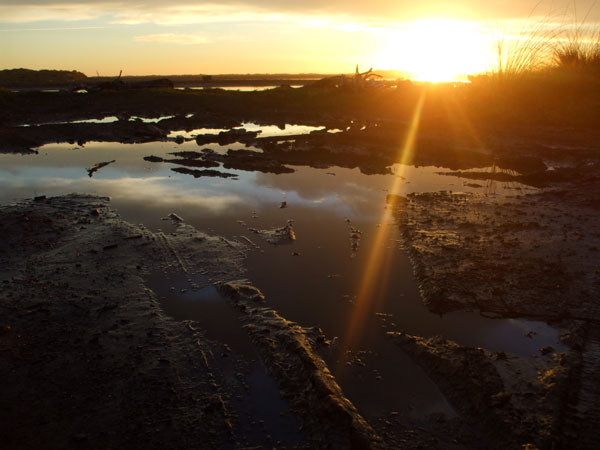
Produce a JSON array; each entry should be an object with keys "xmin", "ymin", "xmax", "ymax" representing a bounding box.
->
[
  {"xmin": 387, "ymin": 331, "xmax": 571, "ymax": 449},
  {"xmin": 3, "ymin": 87, "xmax": 594, "ymax": 180},
  {"xmin": 385, "ymin": 172, "xmax": 600, "ymax": 448},
  {"xmin": 217, "ymin": 280, "xmax": 379, "ymax": 449},
  {"xmin": 3, "ymin": 86, "xmax": 600, "ymax": 448},
  {"xmin": 386, "ymin": 188, "xmax": 600, "ymax": 320},
  {"xmin": 0, "ymin": 195, "xmax": 263, "ymax": 449}
]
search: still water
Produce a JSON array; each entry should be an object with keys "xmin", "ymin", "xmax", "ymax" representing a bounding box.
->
[{"xmin": 0, "ymin": 124, "xmax": 563, "ymax": 421}]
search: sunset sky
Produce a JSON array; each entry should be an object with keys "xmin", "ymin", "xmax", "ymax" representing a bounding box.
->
[{"xmin": 1, "ymin": 1, "xmax": 599, "ymax": 79}]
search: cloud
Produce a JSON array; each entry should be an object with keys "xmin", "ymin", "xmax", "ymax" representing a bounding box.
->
[
  {"xmin": 0, "ymin": 1, "xmax": 598, "ymax": 25},
  {"xmin": 0, "ymin": 25, "xmax": 105, "ymax": 31},
  {"xmin": 0, "ymin": 3, "xmax": 105, "ymax": 23},
  {"xmin": 134, "ymin": 32, "xmax": 209, "ymax": 44}
]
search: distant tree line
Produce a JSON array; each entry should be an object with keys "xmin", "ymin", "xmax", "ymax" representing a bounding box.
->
[{"xmin": 0, "ymin": 69, "xmax": 87, "ymax": 87}]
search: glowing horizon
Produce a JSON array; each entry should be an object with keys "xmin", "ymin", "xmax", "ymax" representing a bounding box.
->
[{"xmin": 1, "ymin": 1, "xmax": 598, "ymax": 80}]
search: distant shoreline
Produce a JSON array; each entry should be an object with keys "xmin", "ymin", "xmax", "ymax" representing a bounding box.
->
[{"xmin": 0, "ymin": 68, "xmax": 408, "ymax": 89}]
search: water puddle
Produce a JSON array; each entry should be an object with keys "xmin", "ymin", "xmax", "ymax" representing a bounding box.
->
[
  {"xmin": 238, "ymin": 122, "xmax": 326, "ymax": 137},
  {"xmin": 167, "ymin": 128, "xmax": 229, "ymax": 139},
  {"xmin": 20, "ymin": 115, "xmax": 178, "ymax": 127},
  {"xmin": 130, "ymin": 115, "xmax": 176, "ymax": 123},
  {"xmin": 166, "ymin": 122, "xmax": 329, "ymax": 141},
  {"xmin": 146, "ymin": 270, "xmax": 303, "ymax": 446},
  {"xmin": 70, "ymin": 116, "xmax": 120, "ymax": 124},
  {"xmin": 20, "ymin": 116, "xmax": 120, "ymax": 127},
  {"xmin": 174, "ymin": 85, "xmax": 304, "ymax": 91},
  {"xmin": 0, "ymin": 136, "xmax": 562, "ymax": 423}
]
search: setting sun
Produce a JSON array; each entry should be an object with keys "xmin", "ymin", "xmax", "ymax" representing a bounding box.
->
[{"xmin": 376, "ymin": 18, "xmax": 496, "ymax": 82}]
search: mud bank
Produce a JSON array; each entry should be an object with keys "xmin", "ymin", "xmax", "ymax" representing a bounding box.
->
[
  {"xmin": 3, "ymin": 88, "xmax": 598, "ymax": 180},
  {"xmin": 386, "ymin": 177, "xmax": 600, "ymax": 449},
  {"xmin": 0, "ymin": 195, "xmax": 386, "ymax": 449},
  {"xmin": 386, "ymin": 188, "xmax": 600, "ymax": 320},
  {"xmin": 0, "ymin": 194, "xmax": 261, "ymax": 449},
  {"xmin": 387, "ymin": 331, "xmax": 570, "ymax": 449}
]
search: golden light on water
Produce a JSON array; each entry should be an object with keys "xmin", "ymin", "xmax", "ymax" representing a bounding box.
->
[
  {"xmin": 341, "ymin": 91, "xmax": 426, "ymax": 353},
  {"xmin": 375, "ymin": 18, "xmax": 496, "ymax": 82}
]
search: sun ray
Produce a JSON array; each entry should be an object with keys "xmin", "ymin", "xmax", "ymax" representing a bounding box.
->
[{"xmin": 339, "ymin": 91, "xmax": 426, "ymax": 357}]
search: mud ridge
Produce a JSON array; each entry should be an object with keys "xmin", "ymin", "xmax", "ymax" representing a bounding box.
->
[{"xmin": 218, "ymin": 280, "xmax": 380, "ymax": 449}]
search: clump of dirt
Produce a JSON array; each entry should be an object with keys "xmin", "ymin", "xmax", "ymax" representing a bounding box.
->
[
  {"xmin": 437, "ymin": 161, "xmax": 600, "ymax": 188},
  {"xmin": 144, "ymin": 147, "xmax": 296, "ymax": 175},
  {"xmin": 195, "ymin": 128, "xmax": 259, "ymax": 146},
  {"xmin": 249, "ymin": 220, "xmax": 296, "ymax": 245},
  {"xmin": 345, "ymin": 218, "xmax": 362, "ymax": 258},
  {"xmin": 87, "ymin": 159, "xmax": 116, "ymax": 177}
]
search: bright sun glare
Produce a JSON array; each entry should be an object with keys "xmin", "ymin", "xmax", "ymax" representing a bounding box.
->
[{"xmin": 376, "ymin": 18, "xmax": 495, "ymax": 82}]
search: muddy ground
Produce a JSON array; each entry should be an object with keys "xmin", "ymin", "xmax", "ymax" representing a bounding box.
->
[
  {"xmin": 1, "ymin": 86, "xmax": 600, "ymax": 448},
  {"xmin": 386, "ymin": 169, "xmax": 600, "ymax": 449},
  {"xmin": 0, "ymin": 195, "xmax": 470, "ymax": 449}
]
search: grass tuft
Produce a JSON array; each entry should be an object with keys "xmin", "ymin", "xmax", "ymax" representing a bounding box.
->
[{"xmin": 553, "ymin": 29, "xmax": 600, "ymax": 74}]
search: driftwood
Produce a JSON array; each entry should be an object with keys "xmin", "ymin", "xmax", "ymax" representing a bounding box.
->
[
  {"xmin": 87, "ymin": 160, "xmax": 116, "ymax": 177},
  {"xmin": 87, "ymin": 71, "xmax": 174, "ymax": 92},
  {"xmin": 309, "ymin": 65, "xmax": 382, "ymax": 89}
]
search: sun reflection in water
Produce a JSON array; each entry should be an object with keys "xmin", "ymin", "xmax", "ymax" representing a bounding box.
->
[{"xmin": 340, "ymin": 91, "xmax": 426, "ymax": 357}]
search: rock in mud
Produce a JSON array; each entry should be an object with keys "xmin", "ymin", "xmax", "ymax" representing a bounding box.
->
[
  {"xmin": 162, "ymin": 212, "xmax": 184, "ymax": 222},
  {"xmin": 217, "ymin": 279, "xmax": 266, "ymax": 303}
]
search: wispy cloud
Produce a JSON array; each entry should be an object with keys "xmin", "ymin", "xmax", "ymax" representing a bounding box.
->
[
  {"xmin": 134, "ymin": 32, "xmax": 209, "ymax": 45},
  {"xmin": 0, "ymin": 3, "xmax": 104, "ymax": 23},
  {"xmin": 1, "ymin": 1, "xmax": 598, "ymax": 30},
  {"xmin": 0, "ymin": 26, "xmax": 106, "ymax": 31}
]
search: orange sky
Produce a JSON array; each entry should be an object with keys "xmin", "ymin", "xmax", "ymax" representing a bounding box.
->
[{"xmin": 1, "ymin": 1, "xmax": 598, "ymax": 78}]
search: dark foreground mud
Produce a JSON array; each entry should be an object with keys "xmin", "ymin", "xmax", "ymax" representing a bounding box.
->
[
  {"xmin": 0, "ymin": 195, "xmax": 258, "ymax": 449},
  {"xmin": 387, "ymin": 332, "xmax": 571, "ymax": 449},
  {"xmin": 386, "ymin": 173, "xmax": 600, "ymax": 449},
  {"xmin": 386, "ymin": 187, "xmax": 600, "ymax": 320},
  {"xmin": 0, "ymin": 195, "xmax": 380, "ymax": 449},
  {"xmin": 3, "ymin": 86, "xmax": 600, "ymax": 448}
]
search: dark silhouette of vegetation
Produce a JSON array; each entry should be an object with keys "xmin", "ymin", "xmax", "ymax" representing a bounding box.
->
[{"xmin": 0, "ymin": 68, "xmax": 86, "ymax": 87}]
